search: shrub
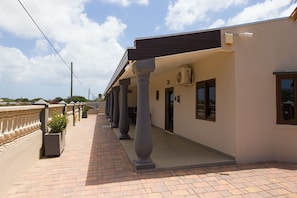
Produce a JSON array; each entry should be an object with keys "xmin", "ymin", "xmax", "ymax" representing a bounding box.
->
[{"xmin": 48, "ymin": 111, "xmax": 68, "ymax": 133}]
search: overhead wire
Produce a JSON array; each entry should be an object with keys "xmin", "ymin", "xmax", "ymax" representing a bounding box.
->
[
  {"xmin": 18, "ymin": 0, "xmax": 70, "ymax": 69},
  {"xmin": 18, "ymin": 0, "xmax": 96, "ymax": 98}
]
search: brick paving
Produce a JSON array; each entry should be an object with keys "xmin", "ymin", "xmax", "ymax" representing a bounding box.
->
[{"xmin": 3, "ymin": 114, "xmax": 297, "ymax": 198}]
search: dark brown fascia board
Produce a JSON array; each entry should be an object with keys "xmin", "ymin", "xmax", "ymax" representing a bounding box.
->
[
  {"xmin": 104, "ymin": 30, "xmax": 221, "ymax": 94},
  {"xmin": 129, "ymin": 30, "xmax": 221, "ymax": 60},
  {"xmin": 273, "ymin": 71, "xmax": 297, "ymax": 75}
]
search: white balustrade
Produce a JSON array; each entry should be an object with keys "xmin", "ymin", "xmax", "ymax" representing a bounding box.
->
[
  {"xmin": 0, "ymin": 106, "xmax": 43, "ymax": 145},
  {"xmin": 0, "ymin": 103, "xmax": 86, "ymax": 146}
]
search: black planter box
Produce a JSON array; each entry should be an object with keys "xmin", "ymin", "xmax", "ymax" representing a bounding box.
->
[
  {"xmin": 82, "ymin": 111, "xmax": 88, "ymax": 118},
  {"xmin": 44, "ymin": 130, "xmax": 66, "ymax": 157}
]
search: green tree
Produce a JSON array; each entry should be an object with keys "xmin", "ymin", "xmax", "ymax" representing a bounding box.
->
[
  {"xmin": 66, "ymin": 96, "xmax": 87, "ymax": 103},
  {"xmin": 15, "ymin": 98, "xmax": 29, "ymax": 102},
  {"xmin": 53, "ymin": 97, "xmax": 64, "ymax": 103}
]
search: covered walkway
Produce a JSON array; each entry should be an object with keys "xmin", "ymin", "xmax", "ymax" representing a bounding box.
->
[
  {"xmin": 3, "ymin": 114, "xmax": 297, "ymax": 197},
  {"xmin": 113, "ymin": 125, "xmax": 235, "ymax": 170}
]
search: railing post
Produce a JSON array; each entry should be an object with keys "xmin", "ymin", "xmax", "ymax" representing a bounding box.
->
[
  {"xmin": 0, "ymin": 115, "xmax": 4, "ymax": 145},
  {"xmin": 71, "ymin": 102, "xmax": 75, "ymax": 127},
  {"xmin": 77, "ymin": 102, "xmax": 81, "ymax": 122},
  {"xmin": 34, "ymin": 99, "xmax": 49, "ymax": 156}
]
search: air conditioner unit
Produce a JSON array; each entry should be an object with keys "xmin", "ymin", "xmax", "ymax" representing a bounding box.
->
[{"xmin": 176, "ymin": 67, "xmax": 192, "ymax": 85}]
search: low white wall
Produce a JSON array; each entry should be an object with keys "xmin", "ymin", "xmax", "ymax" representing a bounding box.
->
[{"xmin": 0, "ymin": 130, "xmax": 42, "ymax": 197}]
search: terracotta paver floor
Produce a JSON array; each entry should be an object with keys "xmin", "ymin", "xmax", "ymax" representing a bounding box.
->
[{"xmin": 3, "ymin": 114, "xmax": 297, "ymax": 197}]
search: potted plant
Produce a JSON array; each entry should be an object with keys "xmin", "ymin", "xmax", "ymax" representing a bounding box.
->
[
  {"xmin": 82, "ymin": 105, "xmax": 89, "ymax": 118},
  {"xmin": 44, "ymin": 111, "xmax": 68, "ymax": 157}
]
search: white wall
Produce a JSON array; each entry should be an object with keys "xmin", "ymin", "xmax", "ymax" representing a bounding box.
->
[
  {"xmin": 148, "ymin": 18, "xmax": 297, "ymax": 163},
  {"xmin": 149, "ymin": 52, "xmax": 236, "ymax": 157},
  {"xmin": 150, "ymin": 70, "xmax": 176, "ymax": 129},
  {"xmin": 128, "ymin": 85, "xmax": 137, "ymax": 107},
  {"xmin": 222, "ymin": 18, "xmax": 297, "ymax": 163}
]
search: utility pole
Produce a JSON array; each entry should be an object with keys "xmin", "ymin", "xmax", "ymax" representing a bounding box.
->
[
  {"xmin": 70, "ymin": 62, "xmax": 73, "ymax": 98},
  {"xmin": 88, "ymin": 88, "xmax": 90, "ymax": 101}
]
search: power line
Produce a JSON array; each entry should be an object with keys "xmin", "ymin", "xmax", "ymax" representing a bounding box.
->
[
  {"xmin": 17, "ymin": 0, "xmax": 97, "ymax": 98},
  {"xmin": 18, "ymin": 0, "xmax": 70, "ymax": 69}
]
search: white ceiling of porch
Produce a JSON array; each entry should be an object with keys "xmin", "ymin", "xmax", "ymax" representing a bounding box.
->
[{"xmin": 116, "ymin": 47, "xmax": 230, "ymax": 87}]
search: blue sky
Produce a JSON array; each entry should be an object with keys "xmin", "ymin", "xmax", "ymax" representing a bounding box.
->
[{"xmin": 0, "ymin": 0, "xmax": 296, "ymax": 100}]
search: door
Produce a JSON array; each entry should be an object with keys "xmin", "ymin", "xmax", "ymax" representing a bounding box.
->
[{"xmin": 165, "ymin": 87, "xmax": 174, "ymax": 132}]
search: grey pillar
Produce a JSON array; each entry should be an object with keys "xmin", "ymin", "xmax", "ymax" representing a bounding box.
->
[
  {"xmin": 112, "ymin": 86, "xmax": 120, "ymax": 128},
  {"xmin": 133, "ymin": 59, "xmax": 155, "ymax": 170},
  {"xmin": 109, "ymin": 91, "xmax": 113, "ymax": 124},
  {"xmin": 33, "ymin": 99, "xmax": 49, "ymax": 156},
  {"xmin": 105, "ymin": 93, "xmax": 110, "ymax": 118},
  {"xmin": 119, "ymin": 78, "xmax": 131, "ymax": 140}
]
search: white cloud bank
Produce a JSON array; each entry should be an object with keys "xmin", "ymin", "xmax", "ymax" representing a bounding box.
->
[
  {"xmin": 165, "ymin": 0, "xmax": 296, "ymax": 31},
  {"xmin": 0, "ymin": 0, "xmax": 127, "ymax": 99},
  {"xmin": 165, "ymin": 0, "xmax": 248, "ymax": 31},
  {"xmin": 101, "ymin": 0, "xmax": 149, "ymax": 7}
]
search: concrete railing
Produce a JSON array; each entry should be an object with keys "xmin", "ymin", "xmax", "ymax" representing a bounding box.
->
[
  {"xmin": 0, "ymin": 106, "xmax": 43, "ymax": 146},
  {"xmin": 0, "ymin": 103, "xmax": 87, "ymax": 147}
]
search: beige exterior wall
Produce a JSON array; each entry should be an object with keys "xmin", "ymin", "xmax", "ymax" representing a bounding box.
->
[
  {"xmin": 149, "ymin": 70, "xmax": 175, "ymax": 129},
  {"xmin": 149, "ymin": 52, "xmax": 236, "ymax": 157},
  {"xmin": 148, "ymin": 18, "xmax": 297, "ymax": 163},
  {"xmin": 222, "ymin": 18, "xmax": 297, "ymax": 163},
  {"xmin": 128, "ymin": 85, "xmax": 137, "ymax": 107}
]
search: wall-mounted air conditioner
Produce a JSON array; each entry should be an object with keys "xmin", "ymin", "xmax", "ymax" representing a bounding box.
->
[{"xmin": 176, "ymin": 67, "xmax": 192, "ymax": 85}]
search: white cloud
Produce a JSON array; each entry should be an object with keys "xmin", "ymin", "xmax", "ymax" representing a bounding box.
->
[
  {"xmin": 227, "ymin": 0, "xmax": 295, "ymax": 26},
  {"xmin": 0, "ymin": 0, "xmax": 127, "ymax": 99},
  {"xmin": 209, "ymin": 19, "xmax": 226, "ymax": 29},
  {"xmin": 165, "ymin": 0, "xmax": 247, "ymax": 31},
  {"xmin": 0, "ymin": 0, "xmax": 40, "ymax": 38},
  {"xmin": 101, "ymin": 0, "xmax": 149, "ymax": 7},
  {"xmin": 34, "ymin": 39, "xmax": 49, "ymax": 55}
]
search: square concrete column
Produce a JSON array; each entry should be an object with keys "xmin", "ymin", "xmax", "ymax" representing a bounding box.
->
[
  {"xmin": 119, "ymin": 78, "xmax": 131, "ymax": 140},
  {"xmin": 133, "ymin": 58, "xmax": 155, "ymax": 170}
]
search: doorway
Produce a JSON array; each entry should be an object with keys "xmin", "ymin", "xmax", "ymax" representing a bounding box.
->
[{"xmin": 165, "ymin": 87, "xmax": 174, "ymax": 133}]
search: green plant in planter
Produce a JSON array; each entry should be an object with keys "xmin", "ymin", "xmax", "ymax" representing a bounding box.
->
[
  {"xmin": 83, "ymin": 106, "xmax": 89, "ymax": 112},
  {"xmin": 48, "ymin": 111, "xmax": 68, "ymax": 133}
]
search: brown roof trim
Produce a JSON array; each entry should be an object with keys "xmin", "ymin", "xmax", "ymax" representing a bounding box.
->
[
  {"xmin": 128, "ymin": 30, "xmax": 221, "ymax": 60},
  {"xmin": 273, "ymin": 71, "xmax": 297, "ymax": 75},
  {"xmin": 104, "ymin": 29, "xmax": 221, "ymax": 95}
]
